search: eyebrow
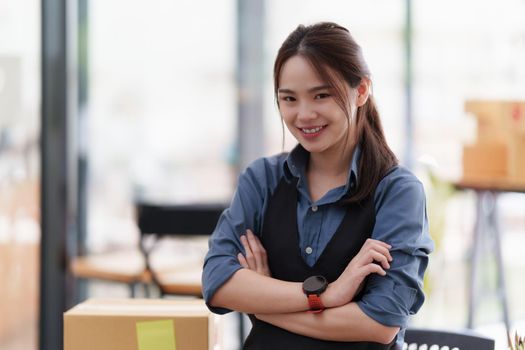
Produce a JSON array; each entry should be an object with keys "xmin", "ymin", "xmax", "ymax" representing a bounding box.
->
[{"xmin": 278, "ymin": 85, "xmax": 332, "ymax": 94}]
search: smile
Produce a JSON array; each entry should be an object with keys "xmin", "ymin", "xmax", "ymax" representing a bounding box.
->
[
  {"xmin": 298, "ymin": 125, "xmax": 327, "ymax": 138},
  {"xmin": 300, "ymin": 125, "xmax": 326, "ymax": 134}
]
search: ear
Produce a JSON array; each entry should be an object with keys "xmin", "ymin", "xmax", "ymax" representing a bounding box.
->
[{"xmin": 356, "ymin": 78, "xmax": 371, "ymax": 107}]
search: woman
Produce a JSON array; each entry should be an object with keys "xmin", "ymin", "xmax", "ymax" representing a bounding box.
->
[{"xmin": 202, "ymin": 22, "xmax": 433, "ymax": 349}]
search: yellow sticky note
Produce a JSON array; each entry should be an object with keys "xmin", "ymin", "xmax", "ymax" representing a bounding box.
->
[{"xmin": 136, "ymin": 319, "xmax": 176, "ymax": 350}]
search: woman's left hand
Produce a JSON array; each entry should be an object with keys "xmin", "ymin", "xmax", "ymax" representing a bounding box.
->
[{"xmin": 238, "ymin": 229, "xmax": 272, "ymax": 277}]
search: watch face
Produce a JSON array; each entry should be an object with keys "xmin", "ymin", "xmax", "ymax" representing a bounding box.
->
[{"xmin": 303, "ymin": 275, "xmax": 327, "ymax": 294}]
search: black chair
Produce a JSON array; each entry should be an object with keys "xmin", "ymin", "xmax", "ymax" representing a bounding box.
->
[
  {"xmin": 135, "ymin": 202, "xmax": 226, "ymax": 296},
  {"xmin": 403, "ymin": 328, "xmax": 495, "ymax": 350},
  {"xmin": 137, "ymin": 202, "xmax": 226, "ymax": 238}
]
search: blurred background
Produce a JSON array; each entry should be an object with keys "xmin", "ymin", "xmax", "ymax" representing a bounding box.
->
[{"xmin": 1, "ymin": 0, "xmax": 525, "ymax": 349}]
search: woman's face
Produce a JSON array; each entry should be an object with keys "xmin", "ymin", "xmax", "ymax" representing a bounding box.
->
[{"xmin": 277, "ymin": 55, "xmax": 359, "ymax": 156}]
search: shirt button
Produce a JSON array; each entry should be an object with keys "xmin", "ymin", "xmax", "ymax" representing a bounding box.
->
[
  {"xmin": 305, "ymin": 246, "xmax": 313, "ymax": 254},
  {"xmin": 311, "ymin": 205, "xmax": 318, "ymax": 212}
]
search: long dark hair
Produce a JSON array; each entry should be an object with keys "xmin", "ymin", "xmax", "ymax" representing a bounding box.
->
[{"xmin": 273, "ymin": 22, "xmax": 398, "ymax": 203}]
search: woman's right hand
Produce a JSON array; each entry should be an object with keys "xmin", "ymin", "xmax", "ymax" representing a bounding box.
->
[
  {"xmin": 237, "ymin": 229, "xmax": 272, "ymax": 278},
  {"xmin": 323, "ymin": 238, "xmax": 393, "ymax": 308}
]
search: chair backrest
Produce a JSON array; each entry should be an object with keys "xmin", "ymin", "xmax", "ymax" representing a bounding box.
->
[
  {"xmin": 135, "ymin": 202, "xmax": 227, "ymax": 295},
  {"xmin": 136, "ymin": 202, "xmax": 226, "ymax": 236},
  {"xmin": 403, "ymin": 328, "xmax": 495, "ymax": 350}
]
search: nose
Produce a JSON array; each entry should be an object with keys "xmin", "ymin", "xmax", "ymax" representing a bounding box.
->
[{"xmin": 297, "ymin": 101, "xmax": 317, "ymax": 122}]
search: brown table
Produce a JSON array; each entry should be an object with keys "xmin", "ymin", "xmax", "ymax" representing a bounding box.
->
[{"xmin": 70, "ymin": 239, "xmax": 206, "ymax": 298}]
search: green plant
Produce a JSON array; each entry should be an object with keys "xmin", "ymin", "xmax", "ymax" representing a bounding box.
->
[
  {"xmin": 418, "ymin": 158, "xmax": 457, "ymax": 295},
  {"xmin": 509, "ymin": 331, "xmax": 524, "ymax": 350}
]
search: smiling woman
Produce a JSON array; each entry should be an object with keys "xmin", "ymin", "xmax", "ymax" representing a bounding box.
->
[
  {"xmin": 202, "ymin": 22, "xmax": 434, "ymax": 349},
  {"xmin": 277, "ymin": 56, "xmax": 365, "ymax": 176}
]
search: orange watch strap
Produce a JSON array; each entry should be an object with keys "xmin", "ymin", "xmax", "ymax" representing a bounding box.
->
[{"xmin": 307, "ymin": 294, "xmax": 325, "ymax": 313}]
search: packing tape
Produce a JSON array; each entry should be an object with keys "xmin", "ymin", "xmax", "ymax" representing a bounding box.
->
[{"xmin": 136, "ymin": 319, "xmax": 176, "ymax": 350}]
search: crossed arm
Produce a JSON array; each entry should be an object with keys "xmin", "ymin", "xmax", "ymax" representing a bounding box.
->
[{"xmin": 209, "ymin": 230, "xmax": 400, "ymax": 344}]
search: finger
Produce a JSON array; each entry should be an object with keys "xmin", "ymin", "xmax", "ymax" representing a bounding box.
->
[
  {"xmin": 356, "ymin": 248, "xmax": 387, "ymax": 268},
  {"xmin": 240, "ymin": 235, "xmax": 256, "ymax": 269},
  {"xmin": 253, "ymin": 236, "xmax": 269, "ymax": 270},
  {"xmin": 368, "ymin": 249, "xmax": 391, "ymax": 269},
  {"xmin": 248, "ymin": 230, "xmax": 268, "ymax": 255},
  {"xmin": 365, "ymin": 238, "xmax": 392, "ymax": 250},
  {"xmin": 363, "ymin": 263, "xmax": 387, "ymax": 277},
  {"xmin": 365, "ymin": 240, "xmax": 393, "ymax": 262},
  {"xmin": 369, "ymin": 245, "xmax": 393, "ymax": 264},
  {"xmin": 240, "ymin": 234, "xmax": 250, "ymax": 254},
  {"xmin": 238, "ymin": 253, "xmax": 249, "ymax": 269},
  {"xmin": 247, "ymin": 230, "xmax": 265, "ymax": 273},
  {"xmin": 246, "ymin": 230, "xmax": 271, "ymax": 276},
  {"xmin": 369, "ymin": 238, "xmax": 392, "ymax": 249},
  {"xmin": 257, "ymin": 242, "xmax": 270, "ymax": 274},
  {"xmin": 372, "ymin": 244, "xmax": 393, "ymax": 262},
  {"xmin": 263, "ymin": 267, "xmax": 271, "ymax": 277},
  {"xmin": 259, "ymin": 252, "xmax": 270, "ymax": 275}
]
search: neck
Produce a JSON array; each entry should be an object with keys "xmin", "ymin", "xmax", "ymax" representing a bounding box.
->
[{"xmin": 308, "ymin": 141, "xmax": 355, "ymax": 178}]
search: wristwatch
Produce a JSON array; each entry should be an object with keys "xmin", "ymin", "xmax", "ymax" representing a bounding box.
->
[{"xmin": 302, "ymin": 275, "xmax": 328, "ymax": 313}]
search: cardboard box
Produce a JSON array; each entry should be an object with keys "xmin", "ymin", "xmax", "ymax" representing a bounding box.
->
[
  {"xmin": 508, "ymin": 135, "xmax": 525, "ymax": 183},
  {"xmin": 465, "ymin": 100, "xmax": 525, "ymax": 141},
  {"xmin": 462, "ymin": 100, "xmax": 525, "ymax": 185},
  {"xmin": 462, "ymin": 142, "xmax": 509, "ymax": 181},
  {"xmin": 64, "ymin": 298, "xmax": 221, "ymax": 350}
]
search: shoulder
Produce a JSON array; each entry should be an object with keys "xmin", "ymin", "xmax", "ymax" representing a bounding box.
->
[
  {"xmin": 377, "ymin": 165, "xmax": 424, "ymax": 194},
  {"xmin": 243, "ymin": 153, "xmax": 287, "ymax": 179},
  {"xmin": 239, "ymin": 153, "xmax": 288, "ymax": 195},
  {"xmin": 372, "ymin": 166, "xmax": 433, "ymax": 254},
  {"xmin": 374, "ymin": 166, "xmax": 425, "ymax": 208}
]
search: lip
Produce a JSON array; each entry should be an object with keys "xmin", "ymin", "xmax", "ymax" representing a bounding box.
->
[{"xmin": 298, "ymin": 125, "xmax": 327, "ymax": 139}]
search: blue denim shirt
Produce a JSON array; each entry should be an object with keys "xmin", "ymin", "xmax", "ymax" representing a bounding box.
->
[{"xmin": 202, "ymin": 144, "xmax": 434, "ymax": 343}]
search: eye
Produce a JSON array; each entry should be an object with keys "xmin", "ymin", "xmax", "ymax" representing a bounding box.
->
[
  {"xmin": 280, "ymin": 96, "xmax": 296, "ymax": 102},
  {"xmin": 314, "ymin": 93, "xmax": 331, "ymax": 100}
]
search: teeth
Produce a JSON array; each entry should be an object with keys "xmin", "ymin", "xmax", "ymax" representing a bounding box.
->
[{"xmin": 302, "ymin": 126, "xmax": 323, "ymax": 134}]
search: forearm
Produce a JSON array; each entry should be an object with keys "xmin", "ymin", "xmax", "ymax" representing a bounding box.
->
[
  {"xmin": 209, "ymin": 268, "xmax": 310, "ymax": 314},
  {"xmin": 256, "ymin": 302, "xmax": 399, "ymax": 344}
]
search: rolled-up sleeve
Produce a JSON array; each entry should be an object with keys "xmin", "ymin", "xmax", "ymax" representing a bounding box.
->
[
  {"xmin": 201, "ymin": 157, "xmax": 278, "ymax": 314},
  {"xmin": 357, "ymin": 173, "xmax": 434, "ymax": 328}
]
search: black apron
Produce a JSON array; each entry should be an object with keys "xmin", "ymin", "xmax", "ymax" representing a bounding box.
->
[{"xmin": 243, "ymin": 176, "xmax": 397, "ymax": 350}]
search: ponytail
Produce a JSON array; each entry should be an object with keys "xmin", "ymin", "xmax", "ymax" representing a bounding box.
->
[{"xmin": 345, "ymin": 96, "xmax": 398, "ymax": 204}]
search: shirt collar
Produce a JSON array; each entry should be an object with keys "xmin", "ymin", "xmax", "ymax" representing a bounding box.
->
[{"xmin": 283, "ymin": 144, "xmax": 360, "ymax": 194}]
